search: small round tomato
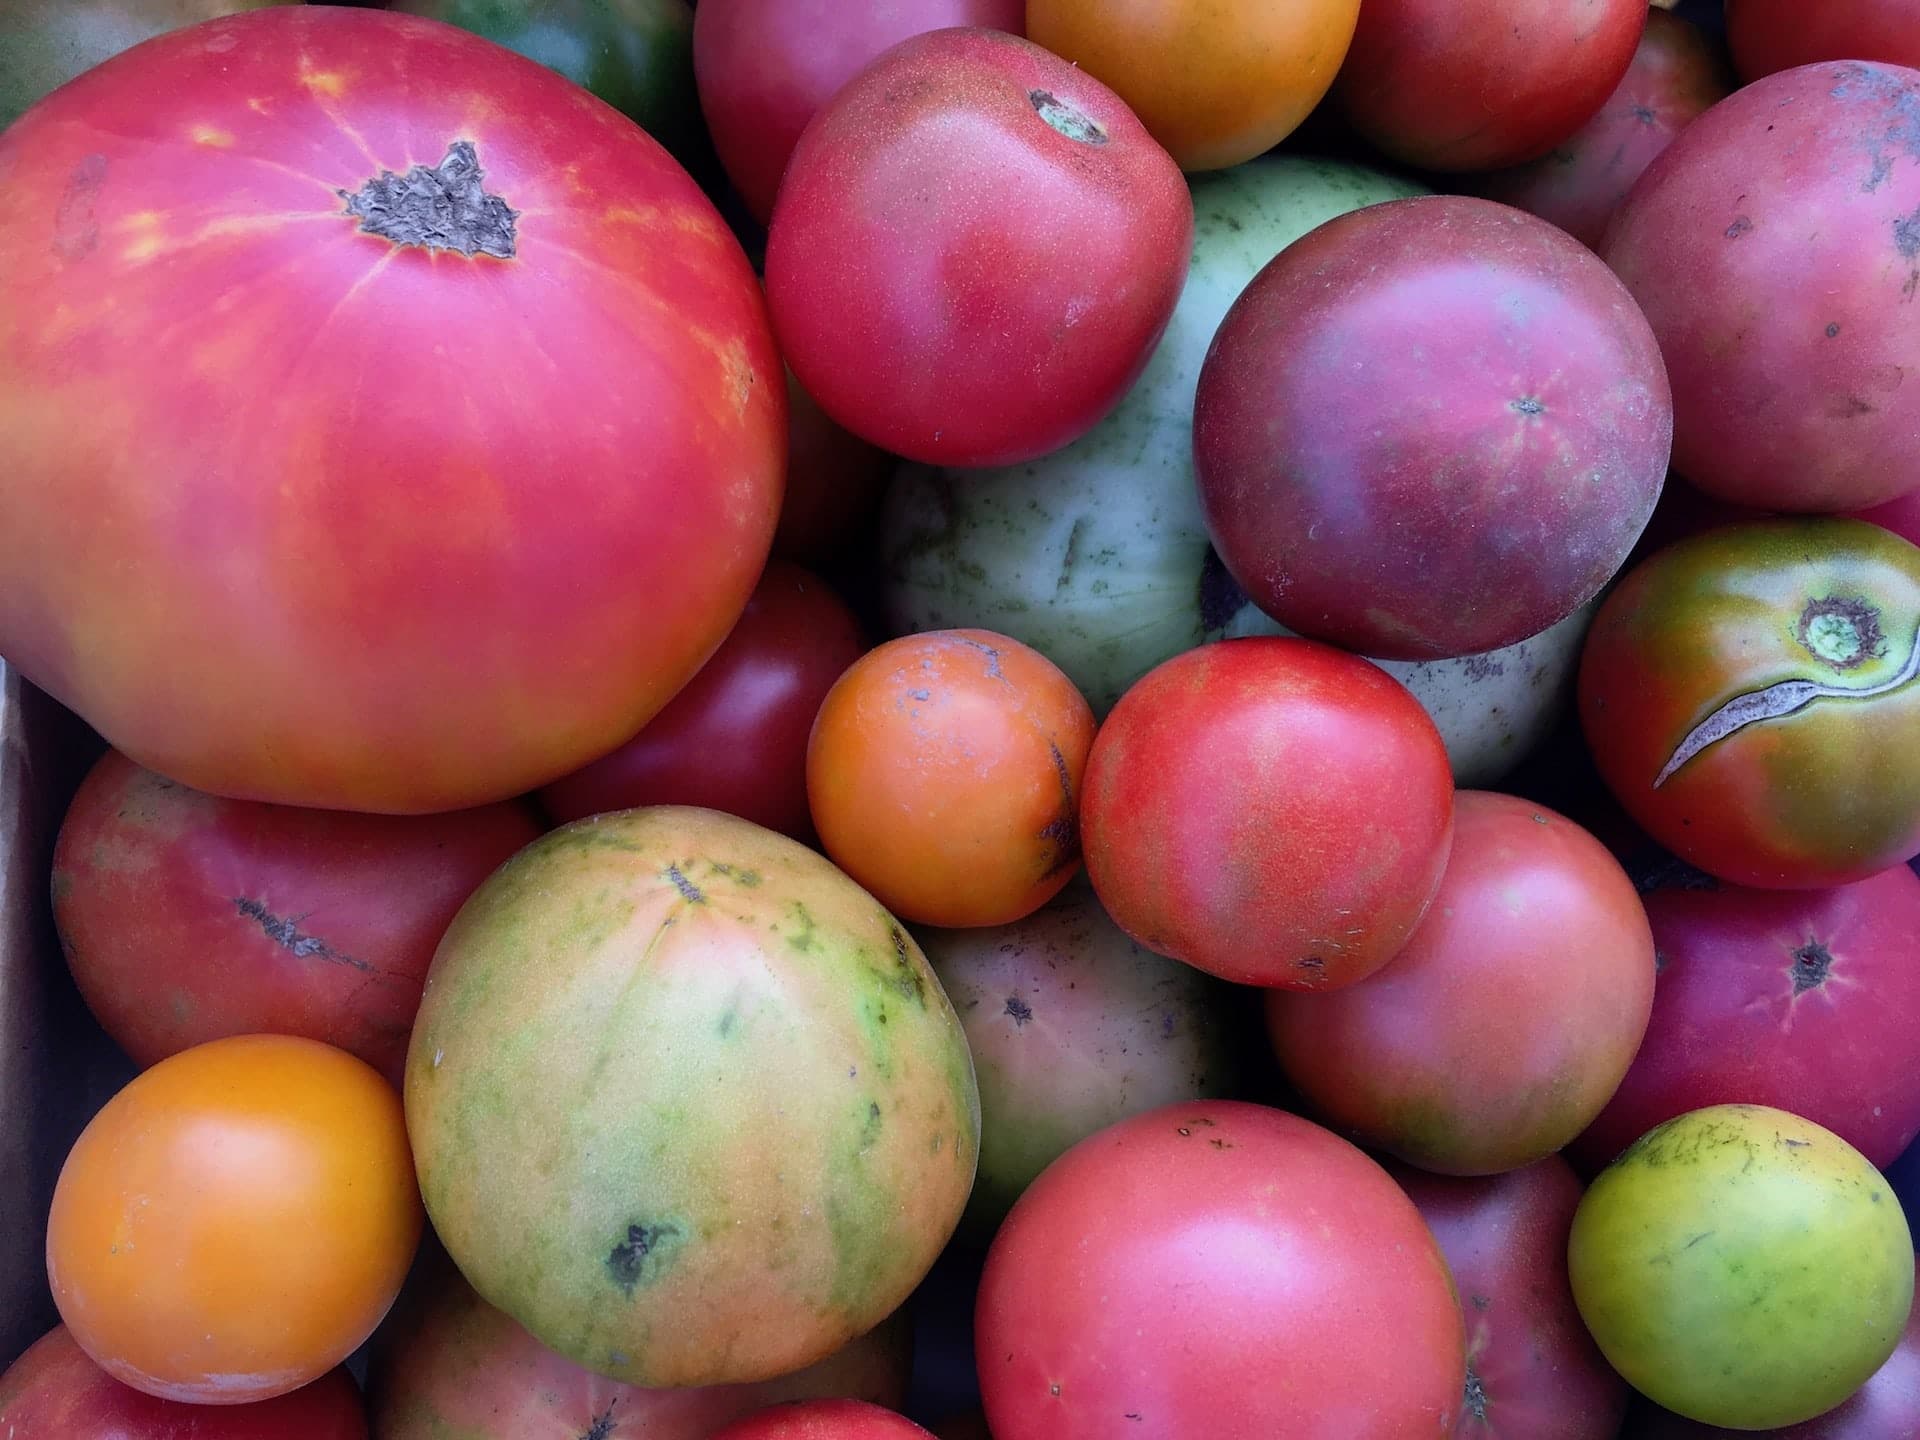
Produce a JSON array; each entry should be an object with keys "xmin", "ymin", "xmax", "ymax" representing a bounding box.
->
[
  {"xmin": 1267, "ymin": 791, "xmax": 1656, "ymax": 1175},
  {"xmin": 711, "ymin": 1400, "xmax": 934, "ymax": 1439},
  {"xmin": 1726, "ymin": 0, "xmax": 1920, "ymax": 81},
  {"xmin": 1025, "ymin": 0, "xmax": 1361, "ymax": 172},
  {"xmin": 0, "ymin": 1326, "xmax": 367, "ymax": 1438},
  {"xmin": 1081, "ymin": 637, "xmax": 1455, "ymax": 990},
  {"xmin": 765, "ymin": 28, "xmax": 1192, "ymax": 468},
  {"xmin": 46, "ymin": 1035, "xmax": 423, "ymax": 1405},
  {"xmin": 1569, "ymin": 1105, "xmax": 1913, "ymax": 1430},
  {"xmin": 541, "ymin": 562, "xmax": 867, "ymax": 840},
  {"xmin": 807, "ymin": 630, "xmax": 1094, "ymax": 928},
  {"xmin": 1579, "ymin": 518, "xmax": 1920, "ymax": 889}
]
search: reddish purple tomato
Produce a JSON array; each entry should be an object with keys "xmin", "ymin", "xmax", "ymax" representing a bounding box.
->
[
  {"xmin": 1628, "ymin": 1259, "xmax": 1920, "ymax": 1438},
  {"xmin": 692, "ymin": 0, "xmax": 1022, "ymax": 224},
  {"xmin": 976, "ymin": 1101, "xmax": 1466, "ymax": 1439},
  {"xmin": 0, "ymin": 1325, "xmax": 367, "ymax": 1438},
  {"xmin": 1333, "ymin": 0, "xmax": 1646, "ymax": 171},
  {"xmin": 51, "ymin": 749, "xmax": 541, "ymax": 1087},
  {"xmin": 772, "ymin": 371, "xmax": 893, "ymax": 567},
  {"xmin": 1727, "ymin": 0, "xmax": 1920, "ymax": 82},
  {"xmin": 1267, "ymin": 792, "xmax": 1656, "ymax": 1176},
  {"xmin": 539, "ymin": 562, "xmax": 866, "ymax": 839},
  {"xmin": 1081, "ymin": 637, "xmax": 1455, "ymax": 992},
  {"xmin": 1604, "ymin": 62, "xmax": 1920, "ymax": 512},
  {"xmin": 765, "ymin": 28, "xmax": 1193, "ymax": 468},
  {"xmin": 1194, "ymin": 196, "xmax": 1671, "ymax": 661},
  {"xmin": 1569, "ymin": 864, "xmax": 1920, "ymax": 1174},
  {"xmin": 710, "ymin": 1400, "xmax": 935, "ymax": 1439},
  {"xmin": 1473, "ymin": 11, "xmax": 1733, "ymax": 251},
  {"xmin": 1854, "ymin": 490, "xmax": 1920, "ymax": 549},
  {"xmin": 1391, "ymin": 1159, "xmax": 1630, "ymax": 1440}
]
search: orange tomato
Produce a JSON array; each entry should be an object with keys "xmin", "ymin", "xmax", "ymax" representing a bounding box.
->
[
  {"xmin": 45, "ymin": 1034, "xmax": 422, "ymax": 1405},
  {"xmin": 807, "ymin": 630, "xmax": 1095, "ymax": 928},
  {"xmin": 1025, "ymin": 0, "xmax": 1363, "ymax": 172}
]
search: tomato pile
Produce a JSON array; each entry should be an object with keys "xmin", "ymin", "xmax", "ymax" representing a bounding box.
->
[{"xmin": 1, "ymin": 2, "xmax": 1918, "ymax": 1438}]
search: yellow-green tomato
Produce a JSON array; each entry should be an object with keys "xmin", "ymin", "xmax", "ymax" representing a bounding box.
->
[{"xmin": 1568, "ymin": 1104, "xmax": 1913, "ymax": 1430}]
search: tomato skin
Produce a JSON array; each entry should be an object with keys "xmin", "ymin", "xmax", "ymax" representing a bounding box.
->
[
  {"xmin": 1570, "ymin": 864, "xmax": 1920, "ymax": 1173},
  {"xmin": 1333, "ymin": 0, "xmax": 1646, "ymax": 171},
  {"xmin": 1472, "ymin": 11, "xmax": 1732, "ymax": 251},
  {"xmin": 765, "ymin": 28, "xmax": 1193, "ymax": 469},
  {"xmin": 1024, "ymin": 0, "xmax": 1360, "ymax": 172},
  {"xmin": 540, "ymin": 562, "xmax": 866, "ymax": 840},
  {"xmin": 1268, "ymin": 792, "xmax": 1655, "ymax": 1176},
  {"xmin": 1726, "ymin": 0, "xmax": 1920, "ymax": 81},
  {"xmin": 1082, "ymin": 637, "xmax": 1454, "ymax": 991},
  {"xmin": 0, "ymin": 7, "xmax": 784, "ymax": 814},
  {"xmin": 1391, "ymin": 1159, "xmax": 1629, "ymax": 1440},
  {"xmin": 1854, "ymin": 489, "xmax": 1920, "ymax": 550},
  {"xmin": 692, "ymin": 0, "xmax": 1022, "ymax": 224},
  {"xmin": 0, "ymin": 1326, "xmax": 367, "ymax": 1439},
  {"xmin": 710, "ymin": 1400, "xmax": 935, "ymax": 1439},
  {"xmin": 1578, "ymin": 518, "xmax": 1920, "ymax": 889},
  {"xmin": 975, "ymin": 1101, "xmax": 1466, "ymax": 1440},
  {"xmin": 45, "ymin": 1035, "xmax": 423, "ymax": 1405}
]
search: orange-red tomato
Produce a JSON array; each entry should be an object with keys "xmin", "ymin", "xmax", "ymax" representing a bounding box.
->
[
  {"xmin": 1025, "ymin": 0, "xmax": 1363, "ymax": 172},
  {"xmin": 807, "ymin": 630, "xmax": 1094, "ymax": 928},
  {"xmin": 46, "ymin": 1034, "xmax": 423, "ymax": 1405}
]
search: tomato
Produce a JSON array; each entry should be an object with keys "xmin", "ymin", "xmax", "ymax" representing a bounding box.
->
[
  {"xmin": 51, "ymin": 749, "xmax": 541, "ymax": 1087},
  {"xmin": 975, "ymin": 1101, "xmax": 1466, "ymax": 1439},
  {"xmin": 1082, "ymin": 637, "xmax": 1454, "ymax": 990},
  {"xmin": 1578, "ymin": 518, "xmax": 1920, "ymax": 889},
  {"xmin": 764, "ymin": 28, "xmax": 1192, "ymax": 469},
  {"xmin": 1726, "ymin": 0, "xmax": 1920, "ymax": 81},
  {"xmin": 807, "ymin": 630, "xmax": 1094, "ymax": 929},
  {"xmin": 1333, "ymin": 0, "xmax": 1646, "ymax": 171},
  {"xmin": 1570, "ymin": 863, "xmax": 1920, "ymax": 1173},
  {"xmin": 1603, "ymin": 61, "xmax": 1920, "ymax": 512},
  {"xmin": 0, "ymin": 6, "xmax": 784, "ymax": 813},
  {"xmin": 1267, "ymin": 792, "xmax": 1654, "ymax": 1176},
  {"xmin": 1194, "ymin": 196, "xmax": 1671, "ymax": 662},
  {"xmin": 45, "ymin": 1034, "xmax": 422, "ymax": 1404},
  {"xmin": 1472, "ymin": 11, "xmax": 1733, "ymax": 251},
  {"xmin": 1569, "ymin": 1105, "xmax": 1913, "ymax": 1430},
  {"xmin": 1391, "ymin": 1159, "xmax": 1629, "ymax": 1440},
  {"xmin": 692, "ymin": 0, "xmax": 1022, "ymax": 225},
  {"xmin": 710, "ymin": 1401, "xmax": 935, "ymax": 1439},
  {"xmin": 774, "ymin": 370, "xmax": 892, "ymax": 568},
  {"xmin": 0, "ymin": 0, "xmax": 298, "ymax": 130},
  {"xmin": 540, "ymin": 562, "xmax": 866, "ymax": 840},
  {"xmin": 0, "ymin": 1325, "xmax": 367, "ymax": 1438},
  {"xmin": 1854, "ymin": 489, "xmax": 1920, "ymax": 550},
  {"xmin": 1024, "ymin": 0, "xmax": 1360, "ymax": 172}
]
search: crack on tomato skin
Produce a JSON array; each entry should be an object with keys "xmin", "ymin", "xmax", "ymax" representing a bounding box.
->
[
  {"xmin": 605, "ymin": 1221, "xmax": 683, "ymax": 1296},
  {"xmin": 1029, "ymin": 90, "xmax": 1107, "ymax": 145},
  {"xmin": 580, "ymin": 1400, "xmax": 619, "ymax": 1440},
  {"xmin": 341, "ymin": 139, "xmax": 518, "ymax": 258},
  {"xmin": 1463, "ymin": 1367, "xmax": 1487, "ymax": 1421},
  {"xmin": 1791, "ymin": 941, "xmax": 1835, "ymax": 993},
  {"xmin": 1651, "ymin": 621, "xmax": 1920, "ymax": 788},
  {"xmin": 232, "ymin": 898, "xmax": 373, "ymax": 973}
]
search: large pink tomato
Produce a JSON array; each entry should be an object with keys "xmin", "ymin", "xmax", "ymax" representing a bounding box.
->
[
  {"xmin": 1604, "ymin": 61, "xmax": 1920, "ymax": 512},
  {"xmin": 976, "ymin": 1101, "xmax": 1467, "ymax": 1439},
  {"xmin": 0, "ymin": 6, "xmax": 785, "ymax": 813},
  {"xmin": 1570, "ymin": 863, "xmax": 1920, "ymax": 1173},
  {"xmin": 764, "ymin": 28, "xmax": 1192, "ymax": 468},
  {"xmin": 539, "ymin": 562, "xmax": 866, "ymax": 840},
  {"xmin": 692, "ymin": 0, "xmax": 1023, "ymax": 224}
]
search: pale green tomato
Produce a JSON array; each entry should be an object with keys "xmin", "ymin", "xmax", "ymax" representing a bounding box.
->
[
  {"xmin": 879, "ymin": 156, "xmax": 1427, "ymax": 715},
  {"xmin": 1569, "ymin": 1104, "xmax": 1914, "ymax": 1431}
]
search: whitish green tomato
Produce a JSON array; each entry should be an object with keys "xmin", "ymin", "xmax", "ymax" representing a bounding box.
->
[
  {"xmin": 878, "ymin": 156, "xmax": 1427, "ymax": 716},
  {"xmin": 1568, "ymin": 1104, "xmax": 1914, "ymax": 1430}
]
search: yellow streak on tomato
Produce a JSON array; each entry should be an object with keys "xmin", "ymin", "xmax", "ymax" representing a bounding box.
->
[{"xmin": 191, "ymin": 125, "xmax": 235, "ymax": 148}]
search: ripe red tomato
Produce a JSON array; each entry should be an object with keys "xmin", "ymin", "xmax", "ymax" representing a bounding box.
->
[
  {"xmin": 1391, "ymin": 1159, "xmax": 1629, "ymax": 1440},
  {"xmin": 764, "ymin": 28, "xmax": 1192, "ymax": 468},
  {"xmin": 1333, "ymin": 0, "xmax": 1647, "ymax": 171},
  {"xmin": 52, "ymin": 749, "xmax": 541, "ymax": 1086},
  {"xmin": 975, "ymin": 1101, "xmax": 1467, "ymax": 1439},
  {"xmin": 692, "ymin": 0, "xmax": 1023, "ymax": 224},
  {"xmin": 46, "ymin": 1035, "xmax": 422, "ymax": 1404},
  {"xmin": 0, "ymin": 6, "xmax": 784, "ymax": 813},
  {"xmin": 0, "ymin": 1326, "xmax": 367, "ymax": 1438},
  {"xmin": 807, "ymin": 630, "xmax": 1094, "ymax": 927},
  {"xmin": 710, "ymin": 1400, "xmax": 935, "ymax": 1439},
  {"xmin": 1570, "ymin": 863, "xmax": 1920, "ymax": 1173},
  {"xmin": 1726, "ymin": 0, "xmax": 1920, "ymax": 81},
  {"xmin": 1081, "ymin": 637, "xmax": 1455, "ymax": 990},
  {"xmin": 541, "ymin": 562, "xmax": 866, "ymax": 840},
  {"xmin": 1267, "ymin": 792, "xmax": 1655, "ymax": 1175},
  {"xmin": 1579, "ymin": 519, "xmax": 1920, "ymax": 888}
]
